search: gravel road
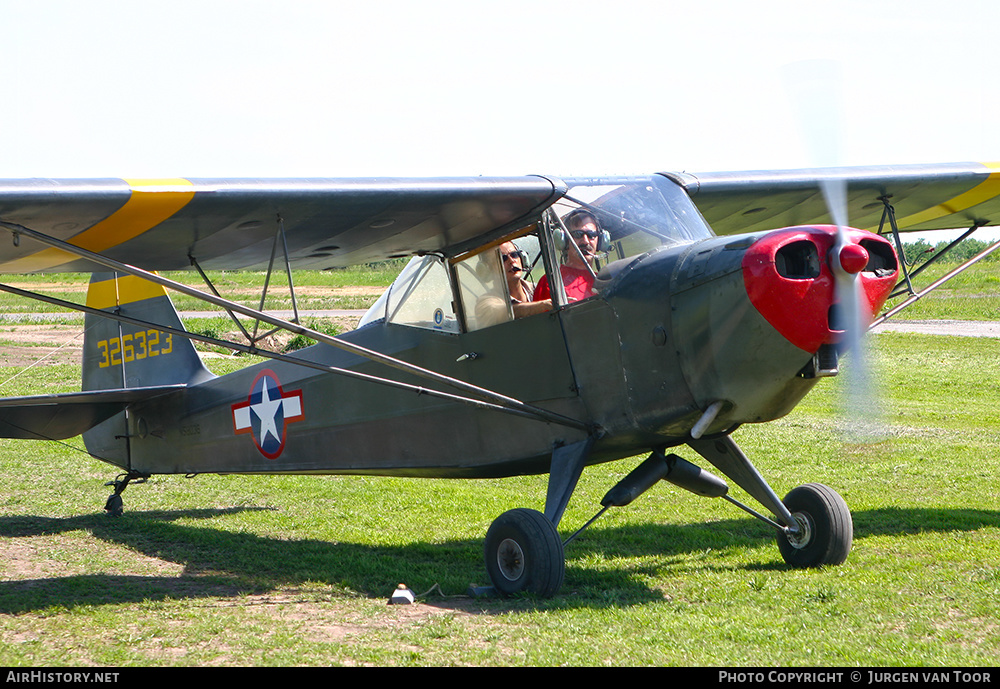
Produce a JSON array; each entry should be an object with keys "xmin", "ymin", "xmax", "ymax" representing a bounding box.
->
[{"xmin": 870, "ymin": 319, "xmax": 1000, "ymax": 338}]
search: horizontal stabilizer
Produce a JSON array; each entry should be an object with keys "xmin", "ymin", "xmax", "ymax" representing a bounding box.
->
[{"xmin": 0, "ymin": 385, "xmax": 185, "ymax": 440}]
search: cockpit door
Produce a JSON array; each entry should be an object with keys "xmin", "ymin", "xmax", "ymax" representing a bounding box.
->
[{"xmin": 450, "ymin": 235, "xmax": 577, "ymax": 404}]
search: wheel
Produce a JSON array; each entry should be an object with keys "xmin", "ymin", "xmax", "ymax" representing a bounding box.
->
[
  {"xmin": 484, "ymin": 508, "xmax": 565, "ymax": 597},
  {"xmin": 776, "ymin": 483, "xmax": 852, "ymax": 567},
  {"xmin": 104, "ymin": 493, "xmax": 124, "ymax": 517}
]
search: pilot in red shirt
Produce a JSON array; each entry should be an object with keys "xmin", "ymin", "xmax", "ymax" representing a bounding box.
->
[{"xmin": 532, "ymin": 210, "xmax": 601, "ymax": 304}]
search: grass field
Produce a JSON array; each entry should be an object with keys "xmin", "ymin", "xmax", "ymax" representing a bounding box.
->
[
  {"xmin": 0, "ymin": 258, "xmax": 997, "ymax": 666},
  {"xmin": 889, "ymin": 257, "xmax": 1000, "ymax": 321}
]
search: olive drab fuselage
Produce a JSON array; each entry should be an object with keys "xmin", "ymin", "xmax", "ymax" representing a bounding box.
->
[{"xmin": 87, "ymin": 176, "xmax": 898, "ymax": 480}]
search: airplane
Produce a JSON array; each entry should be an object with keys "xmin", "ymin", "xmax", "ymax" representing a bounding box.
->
[{"xmin": 0, "ymin": 161, "xmax": 997, "ymax": 598}]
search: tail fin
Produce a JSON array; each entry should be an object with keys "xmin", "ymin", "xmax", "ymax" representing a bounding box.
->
[
  {"xmin": 82, "ymin": 272, "xmax": 213, "ymax": 464},
  {"xmin": 83, "ymin": 272, "xmax": 212, "ymax": 391}
]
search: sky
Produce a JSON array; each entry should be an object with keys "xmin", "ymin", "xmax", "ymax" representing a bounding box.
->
[{"xmin": 2, "ymin": 1, "xmax": 999, "ymax": 199}]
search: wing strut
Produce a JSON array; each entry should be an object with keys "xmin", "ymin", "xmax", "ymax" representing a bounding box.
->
[
  {"xmin": 872, "ymin": 198, "xmax": 1000, "ymax": 325},
  {"xmin": 875, "ymin": 196, "xmax": 997, "ymax": 304},
  {"xmin": 186, "ymin": 215, "xmax": 299, "ymax": 347},
  {"xmin": 871, "ymin": 234, "xmax": 1000, "ymax": 328},
  {"xmin": 0, "ymin": 278, "xmax": 588, "ymax": 430},
  {"xmin": 0, "ymin": 221, "xmax": 593, "ymax": 433},
  {"xmin": 875, "ymin": 196, "xmax": 917, "ymax": 296}
]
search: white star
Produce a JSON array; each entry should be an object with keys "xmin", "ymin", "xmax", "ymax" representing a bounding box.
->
[{"xmin": 251, "ymin": 380, "xmax": 283, "ymax": 444}]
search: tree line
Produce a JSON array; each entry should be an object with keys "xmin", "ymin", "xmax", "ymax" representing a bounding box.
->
[{"xmin": 899, "ymin": 236, "xmax": 999, "ymax": 266}]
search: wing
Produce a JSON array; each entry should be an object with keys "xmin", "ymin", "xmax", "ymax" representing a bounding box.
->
[
  {"xmin": 0, "ymin": 177, "xmax": 563, "ymax": 273},
  {"xmin": 3, "ymin": 165, "xmax": 996, "ymax": 276},
  {"xmin": 677, "ymin": 161, "xmax": 1000, "ymax": 234}
]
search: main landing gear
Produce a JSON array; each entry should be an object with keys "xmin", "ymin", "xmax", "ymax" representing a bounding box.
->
[
  {"xmin": 776, "ymin": 482, "xmax": 852, "ymax": 567},
  {"xmin": 482, "ymin": 438, "xmax": 854, "ymax": 598},
  {"xmin": 484, "ymin": 508, "xmax": 565, "ymax": 598}
]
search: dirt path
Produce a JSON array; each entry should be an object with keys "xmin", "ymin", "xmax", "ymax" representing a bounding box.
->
[{"xmin": 870, "ymin": 319, "xmax": 1000, "ymax": 338}]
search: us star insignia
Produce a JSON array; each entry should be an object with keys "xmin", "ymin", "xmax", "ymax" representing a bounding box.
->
[{"xmin": 231, "ymin": 369, "xmax": 304, "ymax": 459}]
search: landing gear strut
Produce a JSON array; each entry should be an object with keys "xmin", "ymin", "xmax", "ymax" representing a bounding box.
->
[
  {"xmin": 481, "ymin": 440, "xmax": 854, "ymax": 597},
  {"xmin": 103, "ymin": 471, "xmax": 149, "ymax": 517}
]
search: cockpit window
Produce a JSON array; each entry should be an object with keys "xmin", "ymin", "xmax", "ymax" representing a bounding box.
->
[
  {"xmin": 358, "ymin": 176, "xmax": 712, "ymax": 332},
  {"xmin": 358, "ymin": 255, "xmax": 459, "ymax": 332},
  {"xmin": 453, "ymin": 248, "xmax": 512, "ymax": 331},
  {"xmin": 555, "ymin": 175, "xmax": 713, "ymax": 265}
]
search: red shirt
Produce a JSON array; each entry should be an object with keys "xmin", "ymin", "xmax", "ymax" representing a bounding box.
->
[{"xmin": 533, "ymin": 265, "xmax": 596, "ymax": 303}]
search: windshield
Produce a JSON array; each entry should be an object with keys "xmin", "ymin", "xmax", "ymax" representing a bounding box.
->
[
  {"xmin": 358, "ymin": 175, "xmax": 713, "ymax": 332},
  {"xmin": 554, "ymin": 175, "xmax": 713, "ymax": 263}
]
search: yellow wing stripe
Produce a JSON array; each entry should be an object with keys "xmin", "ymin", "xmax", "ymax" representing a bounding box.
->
[
  {"xmin": 85, "ymin": 274, "xmax": 168, "ymax": 310},
  {"xmin": 0, "ymin": 178, "xmax": 196, "ymax": 272},
  {"xmin": 893, "ymin": 162, "xmax": 1000, "ymax": 229}
]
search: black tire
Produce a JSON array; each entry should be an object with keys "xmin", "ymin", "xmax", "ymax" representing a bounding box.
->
[
  {"xmin": 104, "ymin": 493, "xmax": 124, "ymax": 517},
  {"xmin": 484, "ymin": 508, "xmax": 564, "ymax": 597},
  {"xmin": 776, "ymin": 483, "xmax": 852, "ymax": 567}
]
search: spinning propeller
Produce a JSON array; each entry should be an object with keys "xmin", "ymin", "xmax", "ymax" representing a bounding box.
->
[{"xmin": 783, "ymin": 60, "xmax": 886, "ymax": 442}]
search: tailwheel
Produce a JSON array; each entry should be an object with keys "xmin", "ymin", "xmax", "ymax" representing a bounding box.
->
[
  {"xmin": 104, "ymin": 493, "xmax": 124, "ymax": 517},
  {"xmin": 103, "ymin": 471, "xmax": 149, "ymax": 518},
  {"xmin": 485, "ymin": 508, "xmax": 564, "ymax": 597},
  {"xmin": 777, "ymin": 483, "xmax": 853, "ymax": 567}
]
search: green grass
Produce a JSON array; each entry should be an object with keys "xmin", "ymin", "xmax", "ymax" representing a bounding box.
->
[
  {"xmin": 0, "ymin": 347, "xmax": 998, "ymax": 665},
  {"xmin": 0, "ymin": 262, "xmax": 998, "ymax": 666},
  {"xmin": 886, "ymin": 258, "xmax": 1000, "ymax": 321}
]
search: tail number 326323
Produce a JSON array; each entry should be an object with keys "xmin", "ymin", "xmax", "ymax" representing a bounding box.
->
[{"xmin": 96, "ymin": 329, "xmax": 173, "ymax": 368}]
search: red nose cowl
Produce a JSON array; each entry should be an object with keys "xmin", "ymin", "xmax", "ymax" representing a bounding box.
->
[{"xmin": 741, "ymin": 226, "xmax": 898, "ymax": 353}]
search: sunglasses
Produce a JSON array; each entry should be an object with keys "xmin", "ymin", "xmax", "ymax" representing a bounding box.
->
[
  {"xmin": 500, "ymin": 251, "xmax": 523, "ymax": 262},
  {"xmin": 570, "ymin": 230, "xmax": 600, "ymax": 240}
]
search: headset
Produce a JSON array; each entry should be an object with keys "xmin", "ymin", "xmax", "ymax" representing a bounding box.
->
[
  {"xmin": 558, "ymin": 208, "xmax": 612, "ymax": 254},
  {"xmin": 500, "ymin": 244, "xmax": 530, "ymax": 268}
]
